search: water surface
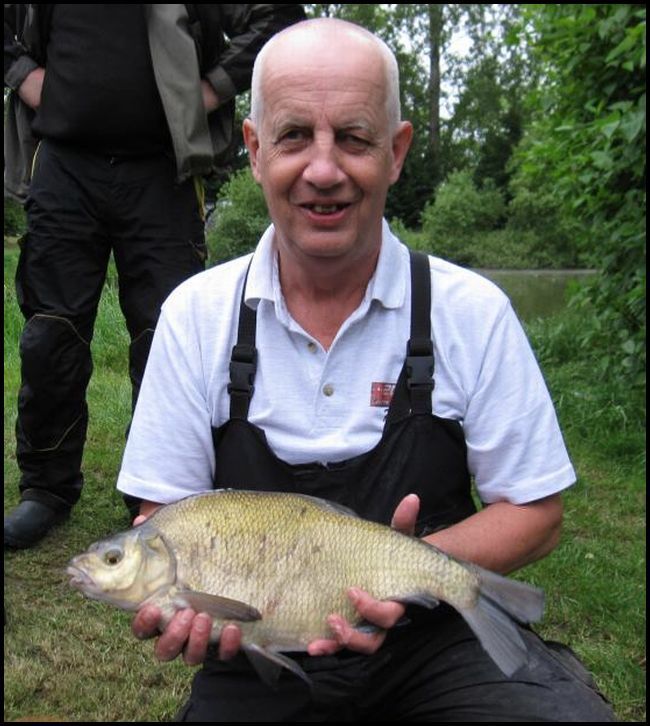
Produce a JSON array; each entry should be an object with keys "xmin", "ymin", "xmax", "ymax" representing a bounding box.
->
[{"xmin": 473, "ymin": 269, "xmax": 597, "ymax": 321}]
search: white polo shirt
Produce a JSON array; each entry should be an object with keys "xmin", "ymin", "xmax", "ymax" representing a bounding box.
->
[{"xmin": 117, "ymin": 221, "xmax": 576, "ymax": 506}]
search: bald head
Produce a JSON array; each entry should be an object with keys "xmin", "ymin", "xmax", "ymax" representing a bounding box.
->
[{"xmin": 250, "ymin": 18, "xmax": 401, "ymax": 132}]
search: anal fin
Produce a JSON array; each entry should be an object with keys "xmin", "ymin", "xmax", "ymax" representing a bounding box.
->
[{"xmin": 244, "ymin": 643, "xmax": 312, "ymax": 688}]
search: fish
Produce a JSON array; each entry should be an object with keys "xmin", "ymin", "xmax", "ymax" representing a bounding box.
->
[{"xmin": 67, "ymin": 489, "xmax": 544, "ymax": 684}]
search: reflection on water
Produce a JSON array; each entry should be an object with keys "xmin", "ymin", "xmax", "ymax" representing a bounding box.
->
[{"xmin": 472, "ymin": 269, "xmax": 597, "ymax": 321}]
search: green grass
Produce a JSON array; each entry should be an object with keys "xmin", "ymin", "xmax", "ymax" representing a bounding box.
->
[{"xmin": 3, "ymin": 242, "xmax": 646, "ymax": 721}]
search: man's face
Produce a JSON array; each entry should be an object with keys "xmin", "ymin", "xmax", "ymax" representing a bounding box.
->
[{"xmin": 244, "ymin": 36, "xmax": 412, "ymax": 269}]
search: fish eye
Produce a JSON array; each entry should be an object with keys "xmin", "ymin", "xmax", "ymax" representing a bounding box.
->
[{"xmin": 103, "ymin": 548, "xmax": 123, "ymax": 566}]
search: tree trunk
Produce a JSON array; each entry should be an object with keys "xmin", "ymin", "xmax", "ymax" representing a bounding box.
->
[{"xmin": 428, "ymin": 4, "xmax": 443, "ymax": 186}]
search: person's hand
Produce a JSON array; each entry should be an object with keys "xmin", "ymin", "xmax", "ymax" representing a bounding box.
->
[
  {"xmin": 200, "ymin": 79, "xmax": 219, "ymax": 113},
  {"xmin": 18, "ymin": 67, "xmax": 45, "ymax": 110},
  {"xmin": 131, "ymin": 507, "xmax": 242, "ymax": 666},
  {"xmin": 132, "ymin": 603, "xmax": 241, "ymax": 666},
  {"xmin": 307, "ymin": 494, "xmax": 420, "ymax": 657}
]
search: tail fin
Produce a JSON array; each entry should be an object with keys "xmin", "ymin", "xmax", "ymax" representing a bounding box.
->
[{"xmin": 459, "ymin": 568, "xmax": 545, "ymax": 677}]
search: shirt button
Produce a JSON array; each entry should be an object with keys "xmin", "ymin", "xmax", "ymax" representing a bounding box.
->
[
  {"xmin": 307, "ymin": 341, "xmax": 318, "ymax": 353},
  {"xmin": 322, "ymin": 384, "xmax": 334, "ymax": 397}
]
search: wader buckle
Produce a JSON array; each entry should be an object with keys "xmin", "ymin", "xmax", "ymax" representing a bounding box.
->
[
  {"xmin": 406, "ymin": 338, "xmax": 434, "ymax": 392},
  {"xmin": 228, "ymin": 344, "xmax": 257, "ymax": 397}
]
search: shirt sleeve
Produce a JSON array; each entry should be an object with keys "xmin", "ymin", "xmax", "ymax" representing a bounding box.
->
[
  {"xmin": 4, "ymin": 4, "xmax": 38, "ymax": 90},
  {"xmin": 116, "ymin": 290, "xmax": 216, "ymax": 503},
  {"xmin": 463, "ymin": 301, "xmax": 576, "ymax": 505}
]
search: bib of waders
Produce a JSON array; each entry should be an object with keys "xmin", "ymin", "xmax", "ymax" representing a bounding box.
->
[{"xmin": 211, "ymin": 250, "xmax": 476, "ymax": 537}]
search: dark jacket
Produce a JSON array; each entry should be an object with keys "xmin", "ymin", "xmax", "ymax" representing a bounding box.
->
[{"xmin": 3, "ymin": 3, "xmax": 305, "ymax": 201}]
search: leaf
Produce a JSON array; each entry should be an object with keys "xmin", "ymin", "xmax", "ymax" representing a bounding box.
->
[
  {"xmin": 590, "ymin": 151, "xmax": 614, "ymax": 171},
  {"xmin": 599, "ymin": 114, "xmax": 621, "ymax": 139},
  {"xmin": 622, "ymin": 339, "xmax": 637, "ymax": 355},
  {"xmin": 620, "ymin": 111, "xmax": 646, "ymax": 143},
  {"xmin": 606, "ymin": 33, "xmax": 636, "ymax": 65}
]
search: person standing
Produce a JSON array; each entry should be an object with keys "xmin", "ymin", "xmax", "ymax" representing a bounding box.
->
[{"xmin": 3, "ymin": 4, "xmax": 306, "ymax": 549}]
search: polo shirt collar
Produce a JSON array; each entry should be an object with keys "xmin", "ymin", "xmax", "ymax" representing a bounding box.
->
[{"xmin": 244, "ymin": 219, "xmax": 407, "ymax": 311}]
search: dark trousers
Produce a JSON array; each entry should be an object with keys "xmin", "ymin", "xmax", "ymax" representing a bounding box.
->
[
  {"xmin": 14, "ymin": 139, "xmax": 206, "ymax": 512},
  {"xmin": 177, "ymin": 609, "xmax": 616, "ymax": 722}
]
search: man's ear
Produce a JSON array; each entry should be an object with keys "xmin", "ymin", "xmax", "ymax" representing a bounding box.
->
[
  {"xmin": 243, "ymin": 118, "xmax": 262, "ymax": 183},
  {"xmin": 389, "ymin": 121, "xmax": 414, "ymax": 185}
]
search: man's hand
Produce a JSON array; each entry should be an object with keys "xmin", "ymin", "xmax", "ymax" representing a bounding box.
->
[
  {"xmin": 18, "ymin": 67, "xmax": 45, "ymax": 110},
  {"xmin": 132, "ymin": 603, "xmax": 238, "ymax": 666},
  {"xmin": 200, "ymin": 79, "xmax": 219, "ymax": 113},
  {"xmin": 307, "ymin": 493, "xmax": 421, "ymax": 657}
]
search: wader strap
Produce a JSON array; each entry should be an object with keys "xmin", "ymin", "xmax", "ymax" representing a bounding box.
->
[
  {"xmin": 385, "ymin": 250, "xmax": 434, "ymax": 424},
  {"xmin": 228, "ymin": 260, "xmax": 257, "ymax": 420}
]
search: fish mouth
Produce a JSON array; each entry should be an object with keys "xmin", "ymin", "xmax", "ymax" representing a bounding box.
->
[{"xmin": 66, "ymin": 564, "xmax": 96, "ymax": 592}]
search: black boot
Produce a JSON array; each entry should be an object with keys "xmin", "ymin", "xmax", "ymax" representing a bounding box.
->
[{"xmin": 4, "ymin": 500, "xmax": 70, "ymax": 550}]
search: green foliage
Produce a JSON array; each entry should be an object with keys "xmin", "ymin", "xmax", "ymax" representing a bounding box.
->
[
  {"xmin": 4, "ymin": 198, "xmax": 26, "ymax": 237},
  {"xmin": 420, "ymin": 170, "xmax": 506, "ymax": 265},
  {"xmin": 415, "ymin": 165, "xmax": 587, "ymax": 268},
  {"xmin": 512, "ymin": 4, "xmax": 646, "ymax": 386},
  {"xmin": 505, "ymin": 184, "xmax": 583, "ymax": 267},
  {"xmin": 205, "ymin": 167, "xmax": 270, "ymax": 265},
  {"xmin": 444, "ymin": 54, "xmax": 527, "ymax": 192},
  {"xmin": 526, "ymin": 305, "xmax": 646, "ymax": 458}
]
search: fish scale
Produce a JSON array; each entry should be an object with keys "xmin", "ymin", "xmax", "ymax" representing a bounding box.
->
[{"xmin": 68, "ymin": 489, "xmax": 545, "ymax": 683}]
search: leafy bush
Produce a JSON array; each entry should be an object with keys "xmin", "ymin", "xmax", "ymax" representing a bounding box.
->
[
  {"xmin": 420, "ymin": 171, "xmax": 513, "ymax": 266},
  {"xmin": 205, "ymin": 167, "xmax": 270, "ymax": 265},
  {"xmin": 467, "ymin": 229, "xmax": 546, "ymax": 269}
]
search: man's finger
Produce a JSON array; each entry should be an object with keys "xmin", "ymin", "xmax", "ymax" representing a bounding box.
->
[
  {"xmin": 307, "ymin": 637, "xmax": 342, "ymax": 657},
  {"xmin": 218, "ymin": 623, "xmax": 243, "ymax": 661},
  {"xmin": 391, "ymin": 493, "xmax": 420, "ymax": 536},
  {"xmin": 132, "ymin": 603, "xmax": 163, "ymax": 640},
  {"xmin": 183, "ymin": 612, "xmax": 213, "ymax": 666},
  {"xmin": 348, "ymin": 587, "xmax": 405, "ymax": 629},
  {"xmin": 325, "ymin": 613, "xmax": 387, "ymax": 655},
  {"xmin": 154, "ymin": 608, "xmax": 196, "ymax": 662}
]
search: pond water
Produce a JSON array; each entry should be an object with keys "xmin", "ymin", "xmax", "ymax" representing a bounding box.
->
[{"xmin": 472, "ymin": 269, "xmax": 597, "ymax": 321}]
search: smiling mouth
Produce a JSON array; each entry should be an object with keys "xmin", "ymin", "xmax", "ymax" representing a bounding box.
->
[{"xmin": 302, "ymin": 203, "xmax": 351, "ymax": 215}]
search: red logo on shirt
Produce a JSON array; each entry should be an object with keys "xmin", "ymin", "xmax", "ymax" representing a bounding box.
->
[{"xmin": 370, "ymin": 382, "xmax": 395, "ymax": 407}]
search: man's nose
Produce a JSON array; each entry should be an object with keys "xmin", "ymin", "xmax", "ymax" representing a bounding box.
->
[{"xmin": 302, "ymin": 140, "xmax": 346, "ymax": 188}]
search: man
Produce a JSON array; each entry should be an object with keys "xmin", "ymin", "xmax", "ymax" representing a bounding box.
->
[
  {"xmin": 119, "ymin": 18, "xmax": 614, "ymax": 722},
  {"xmin": 3, "ymin": 4, "xmax": 305, "ymax": 549}
]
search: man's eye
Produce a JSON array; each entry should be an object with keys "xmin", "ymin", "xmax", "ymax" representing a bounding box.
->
[
  {"xmin": 277, "ymin": 129, "xmax": 309, "ymax": 145},
  {"xmin": 339, "ymin": 134, "xmax": 371, "ymax": 151}
]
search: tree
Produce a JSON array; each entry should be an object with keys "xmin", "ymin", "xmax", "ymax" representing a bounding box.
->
[{"xmin": 512, "ymin": 4, "xmax": 646, "ymax": 384}]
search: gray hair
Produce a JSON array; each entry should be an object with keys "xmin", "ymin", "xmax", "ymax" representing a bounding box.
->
[{"xmin": 250, "ymin": 18, "xmax": 401, "ymax": 131}]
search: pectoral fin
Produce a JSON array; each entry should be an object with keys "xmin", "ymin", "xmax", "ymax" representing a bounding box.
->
[{"xmin": 173, "ymin": 590, "xmax": 261, "ymax": 622}]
